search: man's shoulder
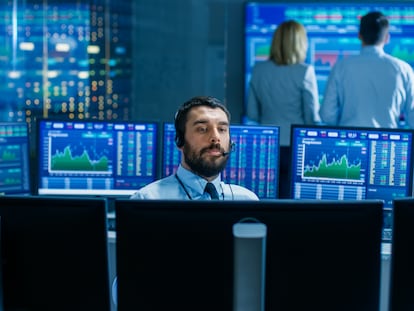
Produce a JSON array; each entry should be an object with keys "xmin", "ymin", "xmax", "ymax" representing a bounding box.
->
[
  {"xmin": 384, "ymin": 53, "xmax": 413, "ymax": 72},
  {"xmin": 327, "ymin": 55, "xmax": 363, "ymax": 77},
  {"xmin": 144, "ymin": 175, "xmax": 176, "ymax": 188},
  {"xmin": 332, "ymin": 55, "xmax": 356, "ymax": 67}
]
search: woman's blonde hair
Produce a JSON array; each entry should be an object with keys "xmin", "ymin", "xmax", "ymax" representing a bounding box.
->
[{"xmin": 270, "ymin": 20, "xmax": 308, "ymax": 65}]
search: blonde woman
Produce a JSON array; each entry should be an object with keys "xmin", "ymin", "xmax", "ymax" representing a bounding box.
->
[{"xmin": 246, "ymin": 20, "xmax": 321, "ymax": 146}]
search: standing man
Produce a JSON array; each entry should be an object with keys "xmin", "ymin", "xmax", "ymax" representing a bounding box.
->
[
  {"xmin": 320, "ymin": 11, "xmax": 414, "ymax": 128},
  {"xmin": 131, "ymin": 96, "xmax": 259, "ymax": 200}
]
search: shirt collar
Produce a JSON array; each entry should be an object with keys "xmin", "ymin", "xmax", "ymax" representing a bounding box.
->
[
  {"xmin": 361, "ymin": 45, "xmax": 385, "ymax": 56},
  {"xmin": 176, "ymin": 164, "xmax": 222, "ymax": 197}
]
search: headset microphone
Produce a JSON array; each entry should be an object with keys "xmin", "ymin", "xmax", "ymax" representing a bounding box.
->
[{"xmin": 222, "ymin": 141, "xmax": 236, "ymax": 156}]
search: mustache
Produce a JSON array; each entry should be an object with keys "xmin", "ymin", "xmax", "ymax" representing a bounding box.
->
[{"xmin": 200, "ymin": 143, "xmax": 225, "ymax": 155}]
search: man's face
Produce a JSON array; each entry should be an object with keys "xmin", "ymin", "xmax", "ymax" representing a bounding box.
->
[{"xmin": 180, "ymin": 105, "xmax": 231, "ymax": 179}]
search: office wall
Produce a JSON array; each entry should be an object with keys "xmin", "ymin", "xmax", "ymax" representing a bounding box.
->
[{"xmin": 131, "ymin": 0, "xmax": 245, "ymax": 124}]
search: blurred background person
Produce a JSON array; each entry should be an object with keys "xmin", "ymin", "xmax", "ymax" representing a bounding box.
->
[
  {"xmin": 245, "ymin": 20, "xmax": 321, "ymax": 198},
  {"xmin": 246, "ymin": 19, "xmax": 321, "ymax": 146},
  {"xmin": 320, "ymin": 11, "xmax": 414, "ymax": 128}
]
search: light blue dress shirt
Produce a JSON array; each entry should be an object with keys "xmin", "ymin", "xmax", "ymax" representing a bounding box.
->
[
  {"xmin": 321, "ymin": 45, "xmax": 414, "ymax": 128},
  {"xmin": 247, "ymin": 60, "xmax": 321, "ymax": 146},
  {"xmin": 130, "ymin": 165, "xmax": 259, "ymax": 200}
]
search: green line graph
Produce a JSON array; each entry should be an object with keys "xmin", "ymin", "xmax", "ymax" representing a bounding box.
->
[
  {"xmin": 304, "ymin": 154, "xmax": 361, "ymax": 180},
  {"xmin": 51, "ymin": 146, "xmax": 108, "ymax": 171}
]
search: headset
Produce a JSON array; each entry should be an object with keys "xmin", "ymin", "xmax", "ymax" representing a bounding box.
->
[
  {"xmin": 174, "ymin": 122, "xmax": 186, "ymax": 148},
  {"xmin": 222, "ymin": 141, "xmax": 236, "ymax": 156}
]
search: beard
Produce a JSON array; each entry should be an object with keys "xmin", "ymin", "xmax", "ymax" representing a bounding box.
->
[{"xmin": 183, "ymin": 143, "xmax": 229, "ymax": 178}]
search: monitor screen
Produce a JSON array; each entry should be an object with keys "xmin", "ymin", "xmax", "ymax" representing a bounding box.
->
[
  {"xmin": 290, "ymin": 125, "xmax": 414, "ymax": 241},
  {"xmin": 36, "ymin": 119, "xmax": 158, "ymax": 196},
  {"xmin": 0, "ymin": 196, "xmax": 110, "ymax": 310},
  {"xmin": 0, "ymin": 122, "xmax": 30, "ymax": 195},
  {"xmin": 115, "ymin": 199, "xmax": 382, "ymax": 311},
  {"xmin": 244, "ymin": 2, "xmax": 414, "ymax": 106},
  {"xmin": 390, "ymin": 198, "xmax": 414, "ymax": 310},
  {"xmin": 162, "ymin": 123, "xmax": 280, "ymax": 199},
  {"xmin": 0, "ymin": 2, "xmax": 132, "ymax": 122}
]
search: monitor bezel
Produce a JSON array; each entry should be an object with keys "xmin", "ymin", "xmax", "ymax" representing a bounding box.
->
[
  {"xmin": 0, "ymin": 195, "xmax": 111, "ymax": 310},
  {"xmin": 390, "ymin": 198, "xmax": 414, "ymax": 310},
  {"xmin": 116, "ymin": 198, "xmax": 383, "ymax": 310},
  {"xmin": 289, "ymin": 124, "xmax": 414, "ymax": 200}
]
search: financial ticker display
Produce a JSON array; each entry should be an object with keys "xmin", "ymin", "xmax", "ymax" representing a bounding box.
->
[
  {"xmin": 0, "ymin": 1, "xmax": 132, "ymax": 124},
  {"xmin": 0, "ymin": 122, "xmax": 30, "ymax": 195},
  {"xmin": 290, "ymin": 125, "xmax": 414, "ymax": 240},
  {"xmin": 162, "ymin": 123, "xmax": 280, "ymax": 199},
  {"xmin": 37, "ymin": 119, "xmax": 157, "ymax": 196},
  {"xmin": 244, "ymin": 2, "xmax": 414, "ymax": 104}
]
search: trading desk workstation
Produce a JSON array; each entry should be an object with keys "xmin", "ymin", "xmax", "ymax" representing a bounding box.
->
[
  {"xmin": 0, "ymin": 119, "xmax": 414, "ymax": 310},
  {"xmin": 3, "ymin": 0, "xmax": 414, "ymax": 310}
]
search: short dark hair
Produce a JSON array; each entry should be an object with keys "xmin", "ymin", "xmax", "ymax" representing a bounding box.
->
[
  {"xmin": 174, "ymin": 96, "xmax": 230, "ymax": 148},
  {"xmin": 359, "ymin": 11, "xmax": 389, "ymax": 45}
]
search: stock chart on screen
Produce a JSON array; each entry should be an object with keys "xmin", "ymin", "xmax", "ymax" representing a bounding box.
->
[
  {"xmin": 162, "ymin": 123, "xmax": 280, "ymax": 199},
  {"xmin": 36, "ymin": 119, "xmax": 157, "ymax": 196},
  {"xmin": 290, "ymin": 125, "xmax": 414, "ymax": 241},
  {"xmin": 244, "ymin": 2, "xmax": 414, "ymax": 104}
]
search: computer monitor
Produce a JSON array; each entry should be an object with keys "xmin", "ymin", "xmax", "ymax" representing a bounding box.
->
[
  {"xmin": 390, "ymin": 198, "xmax": 414, "ymax": 311},
  {"xmin": 244, "ymin": 2, "xmax": 414, "ymax": 106},
  {"xmin": 290, "ymin": 125, "xmax": 414, "ymax": 242},
  {"xmin": 162, "ymin": 123, "xmax": 280, "ymax": 199},
  {"xmin": 0, "ymin": 217, "xmax": 3, "ymax": 311},
  {"xmin": 0, "ymin": 196, "xmax": 110, "ymax": 310},
  {"xmin": 36, "ymin": 119, "xmax": 158, "ymax": 196},
  {"xmin": 0, "ymin": 122, "xmax": 30, "ymax": 195},
  {"xmin": 115, "ymin": 199, "xmax": 383, "ymax": 311}
]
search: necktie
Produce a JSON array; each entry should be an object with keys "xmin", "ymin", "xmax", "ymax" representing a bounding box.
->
[{"xmin": 205, "ymin": 182, "xmax": 219, "ymax": 200}]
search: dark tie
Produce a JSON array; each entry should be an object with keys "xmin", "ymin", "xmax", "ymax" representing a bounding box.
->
[{"xmin": 205, "ymin": 182, "xmax": 219, "ymax": 200}]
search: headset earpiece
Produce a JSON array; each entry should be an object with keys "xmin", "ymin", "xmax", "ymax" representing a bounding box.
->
[
  {"xmin": 175, "ymin": 131, "xmax": 184, "ymax": 148},
  {"xmin": 174, "ymin": 107, "xmax": 185, "ymax": 147}
]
